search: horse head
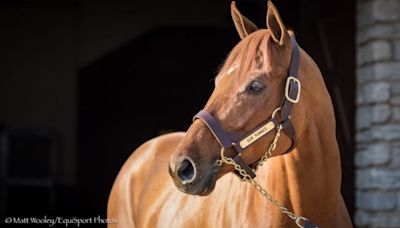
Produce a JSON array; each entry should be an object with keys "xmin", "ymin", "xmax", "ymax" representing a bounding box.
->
[{"xmin": 169, "ymin": 1, "xmax": 310, "ymax": 196}]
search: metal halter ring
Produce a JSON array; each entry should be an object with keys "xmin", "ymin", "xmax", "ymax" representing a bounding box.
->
[
  {"xmin": 271, "ymin": 107, "xmax": 281, "ymax": 119},
  {"xmin": 295, "ymin": 216, "xmax": 317, "ymax": 228},
  {"xmin": 217, "ymin": 148, "xmax": 227, "ymax": 166}
]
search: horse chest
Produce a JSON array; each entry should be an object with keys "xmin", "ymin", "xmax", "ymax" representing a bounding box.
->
[{"xmin": 152, "ymin": 176, "xmax": 282, "ymax": 228}]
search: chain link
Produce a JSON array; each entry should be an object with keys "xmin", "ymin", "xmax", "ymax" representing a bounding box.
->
[
  {"xmin": 217, "ymin": 126, "xmax": 309, "ymax": 228},
  {"xmin": 255, "ymin": 124, "xmax": 283, "ymax": 169}
]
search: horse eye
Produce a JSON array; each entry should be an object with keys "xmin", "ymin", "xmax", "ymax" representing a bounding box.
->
[{"xmin": 246, "ymin": 80, "xmax": 265, "ymax": 94}]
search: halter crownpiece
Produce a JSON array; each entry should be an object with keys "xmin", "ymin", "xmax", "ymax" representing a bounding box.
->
[{"xmin": 193, "ymin": 37, "xmax": 301, "ymax": 178}]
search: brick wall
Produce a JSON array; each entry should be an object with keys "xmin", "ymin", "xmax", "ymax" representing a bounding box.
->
[{"xmin": 355, "ymin": 0, "xmax": 400, "ymax": 227}]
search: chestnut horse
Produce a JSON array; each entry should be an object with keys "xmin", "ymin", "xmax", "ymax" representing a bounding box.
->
[{"xmin": 108, "ymin": 1, "xmax": 352, "ymax": 227}]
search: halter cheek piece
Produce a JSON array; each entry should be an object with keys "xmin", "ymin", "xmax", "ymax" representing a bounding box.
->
[{"xmin": 193, "ymin": 37, "xmax": 301, "ymax": 179}]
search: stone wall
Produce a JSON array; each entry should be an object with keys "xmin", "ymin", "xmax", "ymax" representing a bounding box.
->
[{"xmin": 355, "ymin": 0, "xmax": 400, "ymax": 227}]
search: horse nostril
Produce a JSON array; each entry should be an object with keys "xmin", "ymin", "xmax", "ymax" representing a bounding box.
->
[{"xmin": 177, "ymin": 159, "xmax": 196, "ymax": 184}]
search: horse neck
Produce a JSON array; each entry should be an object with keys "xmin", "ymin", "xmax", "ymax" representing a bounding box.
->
[{"xmin": 256, "ymin": 57, "xmax": 342, "ymax": 220}]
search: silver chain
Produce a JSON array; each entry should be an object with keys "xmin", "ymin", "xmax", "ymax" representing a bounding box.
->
[{"xmin": 217, "ymin": 125, "xmax": 312, "ymax": 228}]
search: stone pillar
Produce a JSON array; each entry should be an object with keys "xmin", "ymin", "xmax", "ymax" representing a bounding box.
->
[{"xmin": 355, "ymin": 0, "xmax": 400, "ymax": 227}]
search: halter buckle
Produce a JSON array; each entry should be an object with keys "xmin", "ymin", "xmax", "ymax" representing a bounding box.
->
[{"xmin": 285, "ymin": 76, "xmax": 301, "ymax": 103}]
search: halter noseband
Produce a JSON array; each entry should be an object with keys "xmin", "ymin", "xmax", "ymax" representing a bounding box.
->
[{"xmin": 193, "ymin": 37, "xmax": 301, "ymax": 178}]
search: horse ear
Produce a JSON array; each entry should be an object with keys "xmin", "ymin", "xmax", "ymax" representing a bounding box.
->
[
  {"xmin": 266, "ymin": 1, "xmax": 289, "ymax": 45},
  {"xmin": 231, "ymin": 1, "xmax": 258, "ymax": 39}
]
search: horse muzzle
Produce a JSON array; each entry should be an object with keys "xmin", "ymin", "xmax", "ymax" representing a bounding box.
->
[{"xmin": 169, "ymin": 155, "xmax": 220, "ymax": 196}]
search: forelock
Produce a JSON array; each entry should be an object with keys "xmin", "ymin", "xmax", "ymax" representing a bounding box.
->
[{"xmin": 217, "ymin": 30, "xmax": 272, "ymax": 82}]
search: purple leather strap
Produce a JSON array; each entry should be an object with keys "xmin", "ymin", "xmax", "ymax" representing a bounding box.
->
[
  {"xmin": 193, "ymin": 110, "xmax": 256, "ymax": 178},
  {"xmin": 193, "ymin": 110, "xmax": 242, "ymax": 149},
  {"xmin": 289, "ymin": 38, "xmax": 300, "ymax": 78}
]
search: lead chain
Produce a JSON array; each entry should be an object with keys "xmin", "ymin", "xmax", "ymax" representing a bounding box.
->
[
  {"xmin": 217, "ymin": 126, "xmax": 310, "ymax": 228},
  {"xmin": 255, "ymin": 124, "xmax": 283, "ymax": 169}
]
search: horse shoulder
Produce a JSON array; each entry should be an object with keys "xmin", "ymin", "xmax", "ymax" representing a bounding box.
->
[{"xmin": 107, "ymin": 132, "xmax": 186, "ymax": 227}]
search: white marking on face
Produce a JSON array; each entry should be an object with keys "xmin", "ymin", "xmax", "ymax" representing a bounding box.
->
[
  {"xmin": 227, "ymin": 64, "xmax": 239, "ymax": 75},
  {"xmin": 215, "ymin": 63, "xmax": 239, "ymax": 86}
]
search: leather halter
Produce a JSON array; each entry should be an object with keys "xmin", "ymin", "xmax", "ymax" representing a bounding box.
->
[{"xmin": 193, "ymin": 37, "xmax": 301, "ymax": 178}]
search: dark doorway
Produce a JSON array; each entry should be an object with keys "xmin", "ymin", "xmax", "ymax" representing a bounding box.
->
[
  {"xmin": 0, "ymin": 0, "xmax": 355, "ymax": 223},
  {"xmin": 78, "ymin": 0, "xmax": 355, "ymax": 221},
  {"xmin": 79, "ymin": 27, "xmax": 238, "ymax": 217}
]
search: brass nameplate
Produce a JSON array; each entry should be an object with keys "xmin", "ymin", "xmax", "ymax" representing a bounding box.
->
[{"xmin": 239, "ymin": 121, "xmax": 275, "ymax": 149}]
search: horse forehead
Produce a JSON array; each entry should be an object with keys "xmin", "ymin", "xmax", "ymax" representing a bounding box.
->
[
  {"xmin": 227, "ymin": 64, "xmax": 239, "ymax": 75},
  {"xmin": 215, "ymin": 63, "xmax": 239, "ymax": 85}
]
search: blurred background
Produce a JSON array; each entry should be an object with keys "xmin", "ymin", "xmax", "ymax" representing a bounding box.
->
[{"xmin": 0, "ymin": 0, "xmax": 359, "ymax": 226}]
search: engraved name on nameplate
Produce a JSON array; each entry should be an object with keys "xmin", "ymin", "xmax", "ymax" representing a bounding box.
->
[{"xmin": 239, "ymin": 122, "xmax": 275, "ymax": 149}]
